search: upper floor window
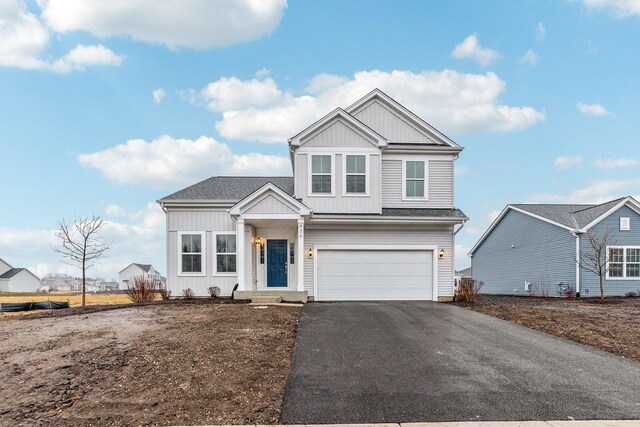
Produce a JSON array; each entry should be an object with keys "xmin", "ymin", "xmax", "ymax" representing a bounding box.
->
[
  {"xmin": 608, "ymin": 246, "xmax": 640, "ymax": 279},
  {"xmin": 404, "ymin": 160, "xmax": 426, "ymax": 199},
  {"xmin": 345, "ymin": 155, "xmax": 366, "ymax": 194},
  {"xmin": 311, "ymin": 155, "xmax": 332, "ymax": 194},
  {"xmin": 620, "ymin": 217, "xmax": 631, "ymax": 231},
  {"xmin": 216, "ymin": 234, "xmax": 237, "ymax": 273},
  {"xmin": 180, "ymin": 232, "xmax": 204, "ymax": 275}
]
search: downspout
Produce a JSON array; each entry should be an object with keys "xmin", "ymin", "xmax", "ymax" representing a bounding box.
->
[
  {"xmin": 572, "ymin": 231, "xmax": 581, "ymax": 297},
  {"xmin": 454, "ymin": 219, "xmax": 466, "ymax": 235}
]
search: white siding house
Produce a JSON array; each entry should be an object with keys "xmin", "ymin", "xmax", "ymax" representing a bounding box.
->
[
  {"xmin": 158, "ymin": 89, "xmax": 467, "ymax": 302},
  {"xmin": 119, "ymin": 263, "xmax": 165, "ymax": 290},
  {"xmin": 0, "ymin": 258, "xmax": 41, "ymax": 293}
]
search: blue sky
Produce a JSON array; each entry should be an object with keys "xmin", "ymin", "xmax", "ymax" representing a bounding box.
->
[{"xmin": 1, "ymin": 0, "xmax": 639, "ymax": 280}]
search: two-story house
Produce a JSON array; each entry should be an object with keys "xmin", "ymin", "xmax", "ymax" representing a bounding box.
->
[
  {"xmin": 119, "ymin": 263, "xmax": 165, "ymax": 290},
  {"xmin": 158, "ymin": 89, "xmax": 467, "ymax": 302}
]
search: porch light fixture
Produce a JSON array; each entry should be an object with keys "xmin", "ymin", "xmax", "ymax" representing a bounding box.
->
[
  {"xmin": 439, "ymin": 249, "xmax": 445, "ymax": 259},
  {"xmin": 256, "ymin": 237, "xmax": 262, "ymax": 247},
  {"xmin": 308, "ymin": 248, "xmax": 314, "ymax": 258}
]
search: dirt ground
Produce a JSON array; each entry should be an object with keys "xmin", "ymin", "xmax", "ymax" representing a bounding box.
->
[
  {"xmin": 454, "ymin": 295, "xmax": 640, "ymax": 362},
  {"xmin": 0, "ymin": 302, "xmax": 301, "ymax": 426},
  {"xmin": 0, "ymin": 293, "xmax": 142, "ymax": 317}
]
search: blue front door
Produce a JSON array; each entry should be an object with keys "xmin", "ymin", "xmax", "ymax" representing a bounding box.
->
[{"xmin": 267, "ymin": 239, "xmax": 288, "ymax": 287}]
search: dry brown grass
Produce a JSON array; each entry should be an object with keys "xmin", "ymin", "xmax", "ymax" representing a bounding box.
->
[{"xmin": 0, "ymin": 292, "xmax": 156, "ymax": 316}]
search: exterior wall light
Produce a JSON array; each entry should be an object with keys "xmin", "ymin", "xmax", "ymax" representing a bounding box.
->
[
  {"xmin": 308, "ymin": 248, "xmax": 314, "ymax": 258},
  {"xmin": 439, "ymin": 249, "xmax": 445, "ymax": 259},
  {"xmin": 256, "ymin": 237, "xmax": 262, "ymax": 246}
]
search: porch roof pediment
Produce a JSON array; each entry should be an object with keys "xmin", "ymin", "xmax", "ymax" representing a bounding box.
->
[{"xmin": 229, "ymin": 182, "xmax": 311, "ymax": 217}]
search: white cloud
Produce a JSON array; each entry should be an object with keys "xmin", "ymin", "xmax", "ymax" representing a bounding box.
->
[
  {"xmin": 536, "ymin": 22, "xmax": 546, "ymax": 39},
  {"xmin": 455, "ymin": 243, "xmax": 470, "ymax": 269},
  {"xmin": 0, "ymin": 203, "xmax": 166, "ymax": 281},
  {"xmin": 152, "ymin": 88, "xmax": 166, "ymax": 105},
  {"xmin": 526, "ymin": 178, "xmax": 640, "ymax": 204},
  {"xmin": 594, "ymin": 158, "xmax": 639, "ymax": 168},
  {"xmin": 106, "ymin": 204, "xmax": 126, "ymax": 217},
  {"xmin": 451, "ymin": 34, "xmax": 499, "ymax": 66},
  {"xmin": 0, "ymin": 0, "xmax": 123, "ymax": 72},
  {"xmin": 194, "ymin": 70, "xmax": 545, "ymax": 144},
  {"xmin": 50, "ymin": 44, "xmax": 123, "ymax": 73},
  {"xmin": 577, "ymin": 102, "xmax": 611, "ymax": 116},
  {"xmin": 519, "ymin": 49, "xmax": 539, "ymax": 65},
  {"xmin": 554, "ymin": 155, "xmax": 583, "ymax": 169},
  {"xmin": 77, "ymin": 134, "xmax": 291, "ymax": 188},
  {"xmin": 454, "ymin": 166, "xmax": 469, "ymax": 176},
  {"xmin": 255, "ymin": 68, "xmax": 271, "ymax": 78},
  {"xmin": 578, "ymin": 0, "xmax": 640, "ymax": 18},
  {"xmin": 40, "ymin": 0, "xmax": 288, "ymax": 49}
]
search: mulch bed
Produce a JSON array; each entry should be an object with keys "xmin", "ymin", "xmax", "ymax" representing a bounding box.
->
[
  {"xmin": 453, "ymin": 295, "xmax": 640, "ymax": 362},
  {"xmin": 0, "ymin": 303, "xmax": 300, "ymax": 426}
]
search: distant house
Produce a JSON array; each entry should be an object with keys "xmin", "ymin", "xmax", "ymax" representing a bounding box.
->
[
  {"xmin": 42, "ymin": 274, "xmax": 79, "ymax": 291},
  {"xmin": 100, "ymin": 281, "xmax": 120, "ymax": 291},
  {"xmin": 119, "ymin": 263, "xmax": 165, "ymax": 290},
  {"xmin": 0, "ymin": 258, "xmax": 41, "ymax": 293},
  {"xmin": 470, "ymin": 196, "xmax": 640, "ymax": 297}
]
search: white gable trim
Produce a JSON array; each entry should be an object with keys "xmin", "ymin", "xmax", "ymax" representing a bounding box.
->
[
  {"xmin": 289, "ymin": 108, "xmax": 387, "ymax": 148},
  {"xmin": 580, "ymin": 197, "xmax": 640, "ymax": 232},
  {"xmin": 468, "ymin": 205, "xmax": 575, "ymax": 257},
  {"xmin": 229, "ymin": 182, "xmax": 311, "ymax": 216},
  {"xmin": 0, "ymin": 257, "xmax": 12, "ymax": 269},
  {"xmin": 346, "ymin": 89, "xmax": 460, "ymax": 148}
]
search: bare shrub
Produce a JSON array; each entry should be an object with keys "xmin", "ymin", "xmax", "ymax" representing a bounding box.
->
[
  {"xmin": 625, "ymin": 291, "xmax": 637, "ymax": 298},
  {"xmin": 182, "ymin": 288, "xmax": 195, "ymax": 299},
  {"xmin": 531, "ymin": 276, "xmax": 550, "ymax": 298},
  {"xmin": 124, "ymin": 276, "xmax": 157, "ymax": 303},
  {"xmin": 159, "ymin": 288, "xmax": 172, "ymax": 301},
  {"xmin": 208, "ymin": 286, "xmax": 220, "ymax": 299},
  {"xmin": 457, "ymin": 278, "xmax": 484, "ymax": 303}
]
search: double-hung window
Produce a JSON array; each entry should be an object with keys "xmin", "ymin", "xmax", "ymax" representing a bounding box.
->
[
  {"xmin": 607, "ymin": 246, "xmax": 640, "ymax": 279},
  {"xmin": 311, "ymin": 155, "xmax": 332, "ymax": 194},
  {"xmin": 216, "ymin": 234, "xmax": 237, "ymax": 273},
  {"xmin": 404, "ymin": 160, "xmax": 426, "ymax": 199},
  {"xmin": 180, "ymin": 233, "xmax": 204, "ymax": 275},
  {"xmin": 345, "ymin": 155, "xmax": 367, "ymax": 194}
]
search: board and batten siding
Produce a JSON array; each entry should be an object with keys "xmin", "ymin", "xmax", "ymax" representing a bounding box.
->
[
  {"xmin": 472, "ymin": 209, "xmax": 576, "ymax": 296},
  {"xmin": 381, "ymin": 155, "xmax": 453, "ymax": 208},
  {"xmin": 580, "ymin": 205, "xmax": 640, "ymax": 296},
  {"xmin": 295, "ymin": 152, "xmax": 381, "ymax": 214},
  {"xmin": 167, "ymin": 209, "xmax": 238, "ymax": 297},
  {"xmin": 245, "ymin": 194, "xmax": 297, "ymax": 215},
  {"xmin": 352, "ymin": 100, "xmax": 430, "ymax": 143},
  {"xmin": 300, "ymin": 118, "xmax": 376, "ymax": 148},
  {"xmin": 302, "ymin": 225, "xmax": 454, "ymax": 299}
]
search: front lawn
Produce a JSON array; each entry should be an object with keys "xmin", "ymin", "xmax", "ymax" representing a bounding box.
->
[
  {"xmin": 454, "ymin": 295, "xmax": 640, "ymax": 362},
  {"xmin": 0, "ymin": 302, "xmax": 301, "ymax": 426}
]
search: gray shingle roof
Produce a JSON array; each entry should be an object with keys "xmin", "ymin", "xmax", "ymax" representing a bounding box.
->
[
  {"xmin": 133, "ymin": 263, "xmax": 152, "ymax": 273},
  {"xmin": 0, "ymin": 268, "xmax": 25, "ymax": 279},
  {"xmin": 511, "ymin": 197, "xmax": 626, "ymax": 229},
  {"xmin": 159, "ymin": 176, "xmax": 294, "ymax": 202}
]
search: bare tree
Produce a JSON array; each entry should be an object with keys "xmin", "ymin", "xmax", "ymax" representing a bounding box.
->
[
  {"xmin": 53, "ymin": 216, "xmax": 111, "ymax": 307},
  {"xmin": 574, "ymin": 228, "xmax": 615, "ymax": 302}
]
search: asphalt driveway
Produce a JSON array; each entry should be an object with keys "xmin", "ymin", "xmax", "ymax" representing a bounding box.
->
[{"xmin": 280, "ymin": 302, "xmax": 640, "ymax": 424}]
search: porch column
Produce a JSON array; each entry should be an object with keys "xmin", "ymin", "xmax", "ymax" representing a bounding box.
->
[
  {"xmin": 236, "ymin": 219, "xmax": 245, "ymax": 291},
  {"xmin": 297, "ymin": 219, "xmax": 305, "ymax": 292}
]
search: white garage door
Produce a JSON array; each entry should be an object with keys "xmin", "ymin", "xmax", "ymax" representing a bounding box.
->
[{"xmin": 316, "ymin": 249, "xmax": 433, "ymax": 301}]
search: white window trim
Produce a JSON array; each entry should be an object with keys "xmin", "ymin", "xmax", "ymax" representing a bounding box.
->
[
  {"xmin": 214, "ymin": 232, "xmax": 238, "ymax": 276},
  {"xmin": 178, "ymin": 231, "xmax": 206, "ymax": 277},
  {"xmin": 308, "ymin": 154, "xmax": 335, "ymax": 197},
  {"xmin": 402, "ymin": 159, "xmax": 429, "ymax": 201},
  {"xmin": 342, "ymin": 153, "xmax": 369, "ymax": 197},
  {"xmin": 620, "ymin": 217, "xmax": 631, "ymax": 231},
  {"xmin": 606, "ymin": 245, "xmax": 640, "ymax": 280}
]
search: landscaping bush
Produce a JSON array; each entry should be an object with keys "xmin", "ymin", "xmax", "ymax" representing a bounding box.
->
[
  {"xmin": 182, "ymin": 288, "xmax": 195, "ymax": 299},
  {"xmin": 159, "ymin": 288, "xmax": 172, "ymax": 300},
  {"xmin": 457, "ymin": 278, "xmax": 484, "ymax": 303},
  {"xmin": 625, "ymin": 291, "xmax": 637, "ymax": 298},
  {"xmin": 124, "ymin": 276, "xmax": 157, "ymax": 304},
  {"xmin": 208, "ymin": 286, "xmax": 220, "ymax": 299}
]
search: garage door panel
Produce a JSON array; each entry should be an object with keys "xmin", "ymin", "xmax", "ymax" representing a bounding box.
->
[{"xmin": 317, "ymin": 249, "xmax": 433, "ymax": 301}]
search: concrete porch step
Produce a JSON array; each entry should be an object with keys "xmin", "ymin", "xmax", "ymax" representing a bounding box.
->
[{"xmin": 250, "ymin": 295, "xmax": 282, "ymax": 304}]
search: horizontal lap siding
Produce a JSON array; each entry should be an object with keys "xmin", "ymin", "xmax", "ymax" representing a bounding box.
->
[
  {"xmin": 381, "ymin": 158, "xmax": 453, "ymax": 208},
  {"xmin": 580, "ymin": 205, "xmax": 640, "ymax": 296},
  {"xmin": 303, "ymin": 225, "xmax": 454, "ymax": 298},
  {"xmin": 167, "ymin": 210, "xmax": 237, "ymax": 297},
  {"xmin": 472, "ymin": 210, "xmax": 575, "ymax": 296}
]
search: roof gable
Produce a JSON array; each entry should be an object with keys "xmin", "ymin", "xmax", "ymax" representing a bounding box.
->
[
  {"xmin": 288, "ymin": 108, "xmax": 387, "ymax": 148},
  {"xmin": 229, "ymin": 183, "xmax": 311, "ymax": 216},
  {"xmin": 346, "ymin": 89, "xmax": 460, "ymax": 148},
  {"xmin": 0, "ymin": 268, "xmax": 39, "ymax": 281}
]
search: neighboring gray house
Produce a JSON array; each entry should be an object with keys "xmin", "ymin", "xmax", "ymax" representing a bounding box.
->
[
  {"xmin": 469, "ymin": 196, "xmax": 640, "ymax": 297},
  {"xmin": 158, "ymin": 89, "xmax": 468, "ymax": 302},
  {"xmin": 119, "ymin": 263, "xmax": 165, "ymax": 290},
  {"xmin": 0, "ymin": 257, "xmax": 41, "ymax": 293}
]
